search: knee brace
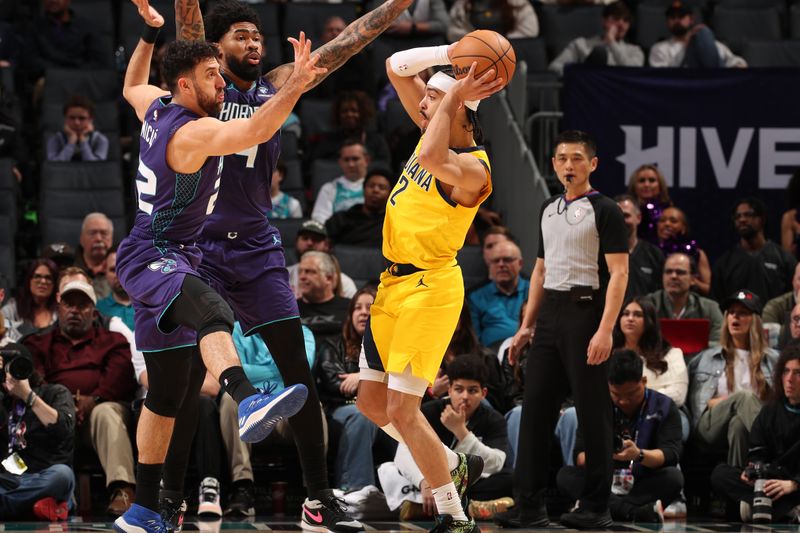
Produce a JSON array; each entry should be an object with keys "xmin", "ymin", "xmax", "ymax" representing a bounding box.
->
[
  {"xmin": 195, "ymin": 293, "xmax": 234, "ymax": 342},
  {"xmin": 143, "ymin": 348, "xmax": 195, "ymax": 417}
]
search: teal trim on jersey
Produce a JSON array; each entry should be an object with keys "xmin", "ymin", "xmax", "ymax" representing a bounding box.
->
[
  {"xmin": 142, "ymin": 342, "xmax": 198, "ymax": 354},
  {"xmin": 243, "ymin": 314, "xmax": 301, "ymax": 337},
  {"xmin": 155, "ymin": 286, "xmax": 185, "ymax": 336}
]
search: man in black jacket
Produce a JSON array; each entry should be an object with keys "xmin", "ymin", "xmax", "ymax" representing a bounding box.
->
[
  {"xmin": 557, "ymin": 349, "xmax": 683, "ymax": 523},
  {"xmin": 0, "ymin": 343, "xmax": 76, "ymax": 520},
  {"xmin": 711, "ymin": 342, "xmax": 800, "ymax": 522}
]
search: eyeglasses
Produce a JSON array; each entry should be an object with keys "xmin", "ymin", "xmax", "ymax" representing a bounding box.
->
[
  {"xmin": 32, "ymin": 274, "xmax": 54, "ymax": 284},
  {"xmin": 489, "ymin": 256, "xmax": 520, "ymax": 265},
  {"xmin": 664, "ymin": 268, "xmax": 689, "ymax": 276}
]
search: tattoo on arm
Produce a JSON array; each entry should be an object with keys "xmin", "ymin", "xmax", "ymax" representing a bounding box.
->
[
  {"xmin": 306, "ymin": 0, "xmax": 408, "ymax": 89},
  {"xmin": 175, "ymin": 0, "xmax": 206, "ymax": 42}
]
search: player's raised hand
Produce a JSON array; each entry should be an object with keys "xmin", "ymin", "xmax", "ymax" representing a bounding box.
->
[
  {"xmin": 130, "ymin": 0, "xmax": 164, "ymax": 28},
  {"xmin": 450, "ymin": 62, "xmax": 505, "ymax": 104},
  {"xmin": 286, "ymin": 32, "xmax": 327, "ymax": 90}
]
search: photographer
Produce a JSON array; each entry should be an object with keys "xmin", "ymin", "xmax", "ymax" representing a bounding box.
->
[
  {"xmin": 557, "ymin": 349, "xmax": 683, "ymax": 523},
  {"xmin": 711, "ymin": 342, "xmax": 800, "ymax": 522},
  {"xmin": 0, "ymin": 343, "xmax": 75, "ymax": 520}
]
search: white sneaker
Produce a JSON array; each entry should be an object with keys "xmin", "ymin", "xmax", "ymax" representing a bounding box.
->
[
  {"xmin": 198, "ymin": 477, "xmax": 222, "ymax": 518},
  {"xmin": 663, "ymin": 500, "xmax": 687, "ymax": 519},
  {"xmin": 740, "ymin": 501, "xmax": 752, "ymax": 523}
]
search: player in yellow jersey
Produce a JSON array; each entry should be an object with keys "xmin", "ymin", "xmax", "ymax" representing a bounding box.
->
[{"xmin": 356, "ymin": 44, "xmax": 504, "ymax": 533}]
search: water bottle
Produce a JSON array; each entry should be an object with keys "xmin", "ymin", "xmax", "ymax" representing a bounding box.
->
[{"xmin": 752, "ymin": 478, "xmax": 773, "ymax": 523}]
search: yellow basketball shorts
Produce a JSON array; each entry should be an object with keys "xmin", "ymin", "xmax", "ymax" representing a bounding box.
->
[{"xmin": 361, "ymin": 264, "xmax": 464, "ymax": 385}]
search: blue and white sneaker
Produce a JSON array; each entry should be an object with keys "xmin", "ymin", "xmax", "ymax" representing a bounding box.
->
[
  {"xmin": 114, "ymin": 503, "xmax": 171, "ymax": 533},
  {"xmin": 238, "ymin": 383, "xmax": 309, "ymax": 443}
]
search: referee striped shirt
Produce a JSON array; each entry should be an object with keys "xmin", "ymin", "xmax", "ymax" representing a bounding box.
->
[{"xmin": 537, "ymin": 190, "xmax": 628, "ymax": 291}]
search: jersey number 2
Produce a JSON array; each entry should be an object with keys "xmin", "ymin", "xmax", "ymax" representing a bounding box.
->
[{"xmin": 389, "ymin": 176, "xmax": 409, "ymax": 206}]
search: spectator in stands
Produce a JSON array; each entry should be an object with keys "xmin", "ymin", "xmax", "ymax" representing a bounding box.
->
[
  {"xmin": 46, "ymin": 95, "xmax": 108, "ymax": 162},
  {"xmin": 219, "ymin": 321, "xmax": 318, "ymax": 517},
  {"xmin": 24, "ymin": 0, "xmax": 108, "ymax": 82},
  {"xmin": 643, "ymin": 253, "xmax": 723, "ymax": 348},
  {"xmin": 311, "ymin": 140, "xmax": 370, "ymax": 224},
  {"xmin": 763, "ymin": 263, "xmax": 800, "ymax": 347},
  {"xmin": 688, "ymin": 290, "xmax": 778, "ymax": 468},
  {"xmin": 1, "ymin": 259, "xmax": 58, "ymax": 341},
  {"xmin": 0, "ymin": 342, "xmax": 75, "ymax": 521},
  {"xmin": 711, "ymin": 342, "xmax": 800, "ymax": 523},
  {"xmin": 649, "ymin": 1, "xmax": 746, "ymax": 68},
  {"xmin": 616, "ymin": 195, "xmax": 664, "ymax": 300},
  {"xmin": 23, "ymin": 275, "xmax": 137, "ymax": 516},
  {"xmin": 384, "ymin": 0, "xmax": 449, "ymax": 37},
  {"xmin": 307, "ymin": 16, "xmax": 375, "ymax": 99},
  {"xmin": 548, "ymin": 1, "xmax": 644, "ymax": 77},
  {"xmin": 314, "ymin": 92, "xmax": 391, "ymax": 168},
  {"xmin": 266, "ymin": 160, "xmax": 302, "ymax": 220},
  {"xmin": 784, "ymin": 303, "xmax": 800, "ymax": 349},
  {"xmin": 447, "ymin": 0, "xmax": 539, "ymax": 42},
  {"xmin": 95, "ymin": 250, "xmax": 133, "ymax": 332},
  {"xmin": 481, "ymin": 225, "xmax": 514, "ymax": 274},
  {"xmin": 780, "ymin": 170, "xmax": 800, "ymax": 260},
  {"xmin": 297, "ymin": 251, "xmax": 351, "ymax": 342},
  {"xmin": 657, "ymin": 206, "xmax": 711, "ymax": 296},
  {"xmin": 41, "ymin": 242, "xmax": 76, "ymax": 271},
  {"xmin": 712, "ymin": 197, "xmax": 797, "ymax": 305},
  {"xmin": 317, "ymin": 287, "xmax": 379, "ymax": 490},
  {"xmin": 387, "ymin": 355, "xmax": 511, "ymax": 520},
  {"xmin": 326, "ymin": 167, "xmax": 393, "ymax": 247},
  {"xmin": 287, "ymin": 220, "xmax": 357, "ymax": 299},
  {"xmin": 469, "ymin": 240, "xmax": 528, "ymax": 348},
  {"xmin": 627, "ymin": 164, "xmax": 672, "ymax": 246},
  {"xmin": 74, "ymin": 212, "xmax": 113, "ymax": 300},
  {"xmin": 557, "ymin": 349, "xmax": 683, "ymax": 523}
]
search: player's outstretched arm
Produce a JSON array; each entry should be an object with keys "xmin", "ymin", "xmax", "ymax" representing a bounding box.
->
[
  {"xmin": 417, "ymin": 62, "xmax": 503, "ymax": 193},
  {"xmin": 174, "ymin": 0, "xmax": 205, "ymax": 42},
  {"xmin": 168, "ymin": 33, "xmax": 325, "ymax": 174},
  {"xmin": 265, "ymin": 0, "xmax": 413, "ymax": 90},
  {"xmin": 124, "ymin": 0, "xmax": 170, "ymax": 121}
]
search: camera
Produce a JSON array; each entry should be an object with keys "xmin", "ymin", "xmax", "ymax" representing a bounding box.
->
[
  {"xmin": 744, "ymin": 462, "xmax": 776, "ymax": 523},
  {"xmin": 613, "ymin": 430, "xmax": 632, "ymax": 453},
  {"xmin": 0, "ymin": 346, "xmax": 33, "ymax": 382}
]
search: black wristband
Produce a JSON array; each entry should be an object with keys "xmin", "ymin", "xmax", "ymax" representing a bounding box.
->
[
  {"xmin": 26, "ymin": 390, "xmax": 36, "ymax": 408},
  {"xmin": 142, "ymin": 25, "xmax": 160, "ymax": 45}
]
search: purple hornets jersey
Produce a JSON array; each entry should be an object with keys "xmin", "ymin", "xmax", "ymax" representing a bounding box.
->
[
  {"xmin": 201, "ymin": 77, "xmax": 281, "ymax": 239},
  {"xmin": 132, "ymin": 96, "xmax": 223, "ymax": 246}
]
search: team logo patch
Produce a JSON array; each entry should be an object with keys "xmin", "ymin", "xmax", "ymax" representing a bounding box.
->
[
  {"xmin": 148, "ymin": 258, "xmax": 178, "ymax": 273},
  {"xmin": 257, "ymin": 86, "xmax": 271, "ymax": 99}
]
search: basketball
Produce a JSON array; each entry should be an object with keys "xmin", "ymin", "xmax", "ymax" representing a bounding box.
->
[{"xmin": 450, "ymin": 30, "xmax": 516, "ymax": 87}]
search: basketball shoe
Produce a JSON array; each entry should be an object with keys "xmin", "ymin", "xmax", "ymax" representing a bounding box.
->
[
  {"xmin": 114, "ymin": 504, "xmax": 171, "ymax": 533},
  {"xmin": 239, "ymin": 383, "xmax": 308, "ymax": 443},
  {"xmin": 301, "ymin": 493, "xmax": 364, "ymax": 532}
]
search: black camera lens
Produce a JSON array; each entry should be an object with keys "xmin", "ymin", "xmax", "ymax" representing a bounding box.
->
[{"xmin": 8, "ymin": 356, "xmax": 33, "ymax": 380}]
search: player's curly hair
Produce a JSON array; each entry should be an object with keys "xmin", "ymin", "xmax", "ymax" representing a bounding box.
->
[
  {"xmin": 161, "ymin": 40, "xmax": 219, "ymax": 94},
  {"xmin": 204, "ymin": 0, "xmax": 263, "ymax": 43}
]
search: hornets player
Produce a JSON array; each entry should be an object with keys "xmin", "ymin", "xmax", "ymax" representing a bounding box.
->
[
  {"xmin": 355, "ymin": 45, "xmax": 504, "ymax": 533},
  {"xmin": 114, "ymin": 2, "xmax": 324, "ymax": 532},
  {"xmin": 166, "ymin": 0, "xmax": 415, "ymax": 530}
]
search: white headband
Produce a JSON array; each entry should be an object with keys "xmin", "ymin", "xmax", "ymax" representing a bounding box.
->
[{"xmin": 427, "ymin": 72, "xmax": 479, "ymax": 111}]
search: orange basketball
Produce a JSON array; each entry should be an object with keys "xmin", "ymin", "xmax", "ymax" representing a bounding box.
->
[{"xmin": 451, "ymin": 30, "xmax": 516, "ymax": 87}]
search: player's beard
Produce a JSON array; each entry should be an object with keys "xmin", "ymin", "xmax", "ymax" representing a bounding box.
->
[
  {"xmin": 226, "ymin": 54, "xmax": 261, "ymax": 82},
  {"xmin": 197, "ymin": 89, "xmax": 223, "ymax": 118}
]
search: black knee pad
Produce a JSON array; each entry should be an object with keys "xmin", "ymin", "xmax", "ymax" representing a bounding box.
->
[
  {"xmin": 166, "ymin": 275, "xmax": 235, "ymax": 340},
  {"xmin": 196, "ymin": 293, "xmax": 234, "ymax": 341},
  {"xmin": 143, "ymin": 349, "xmax": 194, "ymax": 417}
]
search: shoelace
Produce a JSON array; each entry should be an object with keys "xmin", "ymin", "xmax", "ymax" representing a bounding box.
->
[
  {"xmin": 258, "ymin": 381, "xmax": 278, "ymax": 396},
  {"xmin": 320, "ymin": 495, "xmax": 348, "ymax": 516}
]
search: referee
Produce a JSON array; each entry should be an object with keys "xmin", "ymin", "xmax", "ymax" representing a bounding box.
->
[{"xmin": 496, "ymin": 130, "xmax": 629, "ymax": 529}]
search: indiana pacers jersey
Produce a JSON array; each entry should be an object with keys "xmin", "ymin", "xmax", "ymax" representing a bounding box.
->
[{"xmin": 382, "ymin": 135, "xmax": 492, "ymax": 269}]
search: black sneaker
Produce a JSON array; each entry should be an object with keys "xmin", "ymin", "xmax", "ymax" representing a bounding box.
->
[
  {"xmin": 560, "ymin": 507, "xmax": 613, "ymax": 529},
  {"xmin": 224, "ymin": 483, "xmax": 255, "ymax": 517},
  {"xmin": 493, "ymin": 504, "xmax": 550, "ymax": 528},
  {"xmin": 159, "ymin": 489, "xmax": 187, "ymax": 533},
  {"xmin": 451, "ymin": 453, "xmax": 484, "ymax": 499},
  {"xmin": 430, "ymin": 514, "xmax": 480, "ymax": 533},
  {"xmin": 631, "ymin": 500, "xmax": 663, "ymax": 523},
  {"xmin": 301, "ymin": 495, "xmax": 364, "ymax": 532}
]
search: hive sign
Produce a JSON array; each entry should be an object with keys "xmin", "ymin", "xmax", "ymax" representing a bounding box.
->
[{"xmin": 616, "ymin": 126, "xmax": 800, "ymax": 191}]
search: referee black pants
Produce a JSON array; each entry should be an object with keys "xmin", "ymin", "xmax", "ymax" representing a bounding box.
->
[{"xmin": 514, "ymin": 289, "xmax": 614, "ymax": 512}]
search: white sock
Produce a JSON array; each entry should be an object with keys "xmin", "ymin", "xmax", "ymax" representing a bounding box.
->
[
  {"xmin": 380, "ymin": 423, "xmax": 406, "ymax": 445},
  {"xmin": 443, "ymin": 446, "xmax": 460, "ymax": 471},
  {"xmin": 432, "ymin": 482, "xmax": 468, "ymax": 521}
]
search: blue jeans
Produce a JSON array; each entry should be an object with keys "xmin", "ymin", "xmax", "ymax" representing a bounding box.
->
[
  {"xmin": 331, "ymin": 404, "xmax": 379, "ymax": 490},
  {"xmin": 682, "ymin": 26, "xmax": 721, "ymax": 68},
  {"xmin": 0, "ymin": 463, "xmax": 75, "ymax": 518},
  {"xmin": 505, "ymin": 405, "xmax": 521, "ymax": 467},
  {"xmin": 506, "ymin": 405, "xmax": 577, "ymax": 467}
]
